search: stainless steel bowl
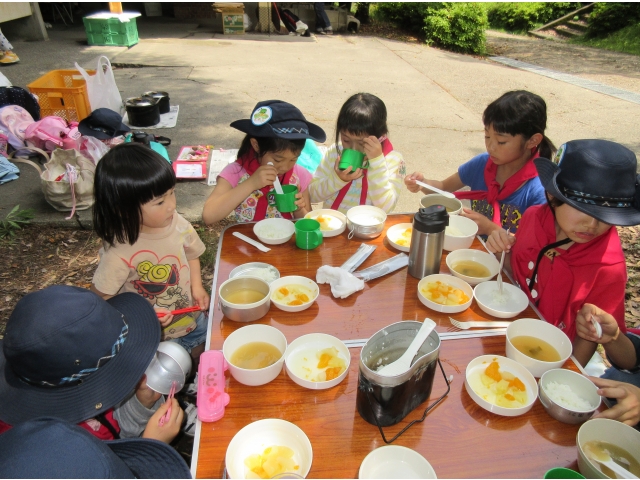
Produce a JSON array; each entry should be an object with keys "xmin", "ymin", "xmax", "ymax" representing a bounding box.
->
[
  {"xmin": 538, "ymin": 369, "xmax": 601, "ymax": 424},
  {"xmin": 228, "ymin": 262, "xmax": 280, "ymax": 284},
  {"xmin": 346, "ymin": 205, "xmax": 387, "ymax": 240},
  {"xmin": 219, "ymin": 277, "xmax": 271, "ymax": 323}
]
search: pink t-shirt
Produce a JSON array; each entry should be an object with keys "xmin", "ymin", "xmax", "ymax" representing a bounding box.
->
[{"xmin": 218, "ymin": 163, "xmax": 312, "ymax": 223}]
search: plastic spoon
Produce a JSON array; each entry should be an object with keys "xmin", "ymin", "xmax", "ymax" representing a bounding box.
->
[
  {"xmin": 414, "ymin": 179, "xmax": 456, "ymax": 199},
  {"xmin": 590, "ymin": 314, "xmax": 603, "ymax": 339},
  {"xmin": 267, "ymin": 162, "xmax": 284, "ymax": 195},
  {"xmin": 377, "ymin": 319, "xmax": 437, "ymax": 376},
  {"xmin": 497, "ymin": 250, "xmax": 506, "ymax": 296},
  {"xmin": 584, "ymin": 443, "xmax": 637, "ymax": 479}
]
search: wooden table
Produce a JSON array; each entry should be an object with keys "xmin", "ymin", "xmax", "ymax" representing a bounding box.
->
[{"xmin": 193, "ymin": 214, "xmax": 586, "ymax": 479}]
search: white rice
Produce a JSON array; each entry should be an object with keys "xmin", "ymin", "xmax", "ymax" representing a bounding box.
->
[
  {"xmin": 256, "ymin": 225, "xmax": 289, "ymax": 239},
  {"xmin": 236, "ymin": 267, "xmax": 278, "ymax": 283},
  {"xmin": 545, "ymin": 381, "xmax": 593, "ymax": 410},
  {"xmin": 445, "ymin": 225, "xmax": 464, "ymax": 237}
]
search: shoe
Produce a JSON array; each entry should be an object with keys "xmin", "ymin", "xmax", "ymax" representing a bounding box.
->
[
  {"xmin": 0, "ymin": 51, "xmax": 19, "ymax": 64},
  {"xmin": 181, "ymin": 401, "xmax": 197, "ymax": 437},
  {"xmin": 325, "ymin": 28, "xmax": 333, "ymax": 35},
  {"xmin": 317, "ymin": 28, "xmax": 326, "ymax": 35},
  {"xmin": 184, "ymin": 372, "xmax": 198, "ymax": 396}
]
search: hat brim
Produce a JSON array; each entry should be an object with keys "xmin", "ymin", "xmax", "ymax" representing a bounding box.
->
[
  {"xmin": 0, "ymin": 293, "xmax": 160, "ymax": 425},
  {"xmin": 230, "ymin": 119, "xmax": 326, "ymax": 143},
  {"xmin": 535, "ymin": 157, "xmax": 640, "ymax": 227},
  {"xmin": 107, "ymin": 437, "xmax": 191, "ymax": 478}
]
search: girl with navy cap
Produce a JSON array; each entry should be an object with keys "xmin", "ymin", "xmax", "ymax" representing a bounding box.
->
[{"xmin": 203, "ymin": 100, "xmax": 326, "ymax": 224}]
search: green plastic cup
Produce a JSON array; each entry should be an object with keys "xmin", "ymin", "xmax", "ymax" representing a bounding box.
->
[
  {"xmin": 274, "ymin": 185, "xmax": 298, "ymax": 213},
  {"xmin": 543, "ymin": 468, "xmax": 585, "ymax": 479},
  {"xmin": 338, "ymin": 148, "xmax": 368, "ymax": 171},
  {"xmin": 295, "ymin": 219, "xmax": 323, "ymax": 250}
]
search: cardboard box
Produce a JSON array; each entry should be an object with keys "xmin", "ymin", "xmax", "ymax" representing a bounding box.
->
[{"xmin": 222, "ymin": 12, "xmax": 244, "ymax": 34}]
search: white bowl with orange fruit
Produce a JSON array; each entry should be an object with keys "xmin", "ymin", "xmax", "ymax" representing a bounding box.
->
[
  {"xmin": 285, "ymin": 333, "xmax": 350, "ymax": 390},
  {"xmin": 417, "ymin": 273, "xmax": 473, "ymax": 314},
  {"xmin": 386, "ymin": 223, "xmax": 413, "ymax": 253},
  {"xmin": 304, "ymin": 209, "xmax": 346, "ymax": 237},
  {"xmin": 270, "ymin": 276, "xmax": 319, "ymax": 313}
]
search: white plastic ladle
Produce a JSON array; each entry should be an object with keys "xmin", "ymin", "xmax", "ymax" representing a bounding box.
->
[
  {"xmin": 414, "ymin": 179, "xmax": 456, "ymax": 199},
  {"xmin": 377, "ymin": 319, "xmax": 437, "ymax": 377},
  {"xmin": 267, "ymin": 162, "xmax": 284, "ymax": 195},
  {"xmin": 584, "ymin": 443, "xmax": 638, "ymax": 479}
]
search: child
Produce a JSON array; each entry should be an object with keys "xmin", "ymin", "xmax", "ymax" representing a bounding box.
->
[
  {"xmin": 91, "ymin": 143, "xmax": 209, "ymax": 363},
  {"xmin": 405, "ymin": 90, "xmax": 554, "ymax": 235},
  {"xmin": 202, "ymin": 100, "xmax": 326, "ymax": 224},
  {"xmin": 308, "ymin": 92, "xmax": 405, "ymax": 214},
  {"xmin": 0, "ymin": 286, "xmax": 183, "ymax": 443},
  {"xmin": 486, "ymin": 139, "xmax": 640, "ymax": 366}
]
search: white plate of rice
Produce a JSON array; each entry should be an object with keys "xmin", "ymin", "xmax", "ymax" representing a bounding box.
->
[{"xmin": 253, "ymin": 218, "xmax": 295, "ymax": 245}]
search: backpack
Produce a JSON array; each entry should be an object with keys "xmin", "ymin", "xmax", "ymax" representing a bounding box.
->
[
  {"xmin": 0, "ymin": 105, "xmax": 35, "ymax": 150},
  {"xmin": 24, "ymin": 116, "xmax": 81, "ymax": 152},
  {"xmin": 0, "ymin": 86, "xmax": 41, "ymax": 121}
]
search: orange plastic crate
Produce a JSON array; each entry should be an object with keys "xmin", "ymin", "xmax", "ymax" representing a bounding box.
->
[{"xmin": 27, "ymin": 69, "xmax": 94, "ymax": 122}]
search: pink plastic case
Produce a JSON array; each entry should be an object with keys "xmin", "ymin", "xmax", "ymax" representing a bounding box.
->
[{"xmin": 197, "ymin": 350, "xmax": 230, "ymax": 422}]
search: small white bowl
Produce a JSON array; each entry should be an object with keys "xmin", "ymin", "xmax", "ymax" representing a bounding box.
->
[
  {"xmin": 420, "ymin": 194, "xmax": 463, "ymax": 215},
  {"xmin": 222, "ymin": 324, "xmax": 287, "ymax": 386},
  {"xmin": 285, "ymin": 333, "xmax": 350, "ymax": 390},
  {"xmin": 465, "ymin": 354, "xmax": 538, "ymax": 417},
  {"xmin": 229, "ymin": 262, "xmax": 280, "ymax": 285},
  {"xmin": 443, "ymin": 215, "xmax": 478, "ymax": 251},
  {"xmin": 253, "ymin": 218, "xmax": 296, "ymax": 245},
  {"xmin": 539, "ymin": 369, "xmax": 601, "ymax": 425},
  {"xmin": 386, "ymin": 222, "xmax": 413, "ymax": 253},
  {"xmin": 445, "ymin": 249, "xmax": 500, "ymax": 285},
  {"xmin": 359, "ymin": 445, "xmax": 437, "ymax": 479},
  {"xmin": 346, "ymin": 205, "xmax": 387, "ymax": 239},
  {"xmin": 226, "ymin": 419, "xmax": 313, "ymax": 479},
  {"xmin": 304, "ymin": 209, "xmax": 346, "ymax": 238},
  {"xmin": 577, "ymin": 418, "xmax": 640, "ymax": 479},
  {"xmin": 506, "ymin": 318, "xmax": 573, "ymax": 378},
  {"xmin": 270, "ymin": 276, "xmax": 319, "ymax": 313},
  {"xmin": 417, "ymin": 273, "xmax": 473, "ymax": 314},
  {"xmin": 473, "ymin": 281, "xmax": 529, "ymax": 319}
]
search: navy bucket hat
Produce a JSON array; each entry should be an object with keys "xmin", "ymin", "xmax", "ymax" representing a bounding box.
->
[
  {"xmin": 79, "ymin": 107, "xmax": 130, "ymax": 140},
  {"xmin": 0, "ymin": 285, "xmax": 160, "ymax": 425},
  {"xmin": 535, "ymin": 139, "xmax": 640, "ymax": 227},
  {"xmin": 230, "ymin": 100, "xmax": 326, "ymax": 142}
]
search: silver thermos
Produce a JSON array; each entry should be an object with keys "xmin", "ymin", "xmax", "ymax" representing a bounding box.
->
[{"xmin": 408, "ymin": 205, "xmax": 449, "ymax": 279}]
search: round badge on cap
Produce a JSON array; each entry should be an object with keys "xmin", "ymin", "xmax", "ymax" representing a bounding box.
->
[{"xmin": 251, "ymin": 106, "xmax": 272, "ymax": 126}]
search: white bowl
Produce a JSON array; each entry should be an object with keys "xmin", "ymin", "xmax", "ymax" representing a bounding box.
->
[
  {"xmin": 417, "ymin": 273, "xmax": 473, "ymax": 314},
  {"xmin": 443, "ymin": 215, "xmax": 478, "ymax": 251},
  {"xmin": 386, "ymin": 223, "xmax": 413, "ymax": 253},
  {"xmin": 420, "ymin": 194, "xmax": 463, "ymax": 215},
  {"xmin": 222, "ymin": 324, "xmax": 287, "ymax": 386},
  {"xmin": 285, "ymin": 333, "xmax": 350, "ymax": 390},
  {"xmin": 270, "ymin": 276, "xmax": 319, "ymax": 313},
  {"xmin": 539, "ymin": 369, "xmax": 601, "ymax": 425},
  {"xmin": 346, "ymin": 205, "xmax": 387, "ymax": 239},
  {"xmin": 473, "ymin": 281, "xmax": 529, "ymax": 319},
  {"xmin": 226, "ymin": 419, "xmax": 313, "ymax": 479},
  {"xmin": 304, "ymin": 209, "xmax": 346, "ymax": 237},
  {"xmin": 229, "ymin": 262, "xmax": 280, "ymax": 285},
  {"xmin": 359, "ymin": 445, "xmax": 437, "ymax": 479},
  {"xmin": 254, "ymin": 218, "xmax": 296, "ymax": 245},
  {"xmin": 465, "ymin": 354, "xmax": 538, "ymax": 417},
  {"xmin": 445, "ymin": 249, "xmax": 500, "ymax": 285},
  {"xmin": 506, "ymin": 318, "xmax": 573, "ymax": 378}
]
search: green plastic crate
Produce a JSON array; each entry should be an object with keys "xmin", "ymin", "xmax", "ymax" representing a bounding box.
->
[{"xmin": 83, "ymin": 16, "xmax": 139, "ymax": 47}]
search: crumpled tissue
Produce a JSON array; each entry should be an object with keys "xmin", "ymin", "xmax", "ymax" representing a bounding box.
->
[{"xmin": 316, "ymin": 265, "xmax": 365, "ymax": 299}]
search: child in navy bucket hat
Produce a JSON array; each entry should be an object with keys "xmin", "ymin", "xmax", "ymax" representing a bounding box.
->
[
  {"xmin": 203, "ymin": 99, "xmax": 326, "ymax": 224},
  {"xmin": 0, "ymin": 285, "xmax": 184, "ymax": 443},
  {"xmin": 486, "ymin": 139, "xmax": 640, "ymax": 367}
]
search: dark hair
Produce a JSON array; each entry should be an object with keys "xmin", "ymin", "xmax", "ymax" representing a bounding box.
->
[
  {"xmin": 93, "ymin": 143, "xmax": 176, "ymax": 246},
  {"xmin": 237, "ymin": 135, "xmax": 305, "ymax": 164},
  {"xmin": 335, "ymin": 93, "xmax": 388, "ymax": 148},
  {"xmin": 483, "ymin": 90, "xmax": 556, "ymax": 159}
]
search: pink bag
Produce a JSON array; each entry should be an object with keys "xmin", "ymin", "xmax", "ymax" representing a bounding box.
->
[
  {"xmin": 0, "ymin": 105, "xmax": 35, "ymax": 150},
  {"xmin": 24, "ymin": 116, "xmax": 81, "ymax": 152}
]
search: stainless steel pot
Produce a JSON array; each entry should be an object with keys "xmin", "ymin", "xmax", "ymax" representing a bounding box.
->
[
  {"xmin": 346, "ymin": 205, "xmax": 387, "ymax": 240},
  {"xmin": 218, "ymin": 276, "xmax": 271, "ymax": 322}
]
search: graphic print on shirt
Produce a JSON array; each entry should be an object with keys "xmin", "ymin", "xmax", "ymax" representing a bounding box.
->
[{"xmin": 471, "ymin": 199, "xmax": 523, "ymax": 231}]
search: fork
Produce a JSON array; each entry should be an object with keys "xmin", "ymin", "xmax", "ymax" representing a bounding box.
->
[{"xmin": 449, "ymin": 317, "xmax": 512, "ymax": 330}]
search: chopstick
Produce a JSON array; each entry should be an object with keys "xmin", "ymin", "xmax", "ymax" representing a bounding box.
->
[
  {"xmin": 159, "ymin": 381, "xmax": 177, "ymax": 426},
  {"xmin": 157, "ymin": 305, "xmax": 202, "ymax": 318}
]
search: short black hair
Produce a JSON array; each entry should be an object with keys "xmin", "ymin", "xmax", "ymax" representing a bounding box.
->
[
  {"xmin": 335, "ymin": 92, "xmax": 388, "ymax": 147},
  {"xmin": 237, "ymin": 135, "xmax": 305, "ymax": 160},
  {"xmin": 93, "ymin": 143, "xmax": 176, "ymax": 246}
]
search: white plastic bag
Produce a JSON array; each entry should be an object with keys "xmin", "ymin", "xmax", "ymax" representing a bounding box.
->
[
  {"xmin": 0, "ymin": 71, "xmax": 11, "ymax": 87},
  {"xmin": 79, "ymin": 135, "xmax": 110, "ymax": 165},
  {"xmin": 75, "ymin": 56, "xmax": 124, "ymax": 115}
]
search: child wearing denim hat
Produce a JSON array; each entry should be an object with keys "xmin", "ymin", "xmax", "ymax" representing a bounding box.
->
[
  {"xmin": 486, "ymin": 139, "xmax": 640, "ymax": 366},
  {"xmin": 0, "ymin": 286, "xmax": 183, "ymax": 443}
]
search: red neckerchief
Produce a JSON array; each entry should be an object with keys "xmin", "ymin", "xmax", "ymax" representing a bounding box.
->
[
  {"xmin": 237, "ymin": 149, "xmax": 294, "ymax": 221},
  {"xmin": 331, "ymin": 138, "xmax": 394, "ymax": 211},
  {"xmin": 455, "ymin": 150, "xmax": 540, "ymax": 224}
]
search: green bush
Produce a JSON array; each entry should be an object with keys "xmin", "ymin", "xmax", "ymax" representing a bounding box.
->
[
  {"xmin": 375, "ymin": 2, "xmax": 430, "ymax": 34},
  {"xmin": 487, "ymin": 2, "xmax": 579, "ymax": 32},
  {"xmin": 587, "ymin": 3, "xmax": 640, "ymax": 38}
]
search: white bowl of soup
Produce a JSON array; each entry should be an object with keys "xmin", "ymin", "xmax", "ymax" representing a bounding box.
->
[
  {"xmin": 445, "ymin": 249, "xmax": 500, "ymax": 286},
  {"xmin": 420, "ymin": 194, "xmax": 463, "ymax": 215},
  {"xmin": 219, "ymin": 277, "xmax": 271, "ymax": 323},
  {"xmin": 443, "ymin": 215, "xmax": 478, "ymax": 251},
  {"xmin": 505, "ymin": 318, "xmax": 572, "ymax": 378},
  {"xmin": 577, "ymin": 418, "xmax": 640, "ymax": 479},
  {"xmin": 270, "ymin": 276, "xmax": 319, "ymax": 313},
  {"xmin": 222, "ymin": 324, "xmax": 287, "ymax": 386}
]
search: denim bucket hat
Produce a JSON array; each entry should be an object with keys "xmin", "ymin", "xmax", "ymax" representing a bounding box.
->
[
  {"xmin": 0, "ymin": 286, "xmax": 160, "ymax": 425},
  {"xmin": 534, "ymin": 139, "xmax": 640, "ymax": 227}
]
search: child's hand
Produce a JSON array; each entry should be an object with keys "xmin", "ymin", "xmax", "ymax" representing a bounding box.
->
[
  {"xmin": 135, "ymin": 374, "xmax": 162, "ymax": 409},
  {"xmin": 154, "ymin": 308, "xmax": 174, "ymax": 328},
  {"xmin": 404, "ymin": 172, "xmax": 426, "ymax": 193},
  {"xmin": 334, "ymin": 158, "xmax": 364, "ymax": 182},
  {"xmin": 294, "ymin": 192, "xmax": 307, "ymax": 211},
  {"xmin": 192, "ymin": 284, "xmax": 210, "ymax": 311},
  {"xmin": 142, "ymin": 398, "xmax": 184, "ymax": 444},
  {"xmin": 485, "ymin": 227, "xmax": 515, "ymax": 253},
  {"xmin": 251, "ymin": 164, "xmax": 278, "ymax": 190},
  {"xmin": 363, "ymin": 136, "xmax": 383, "ymax": 161},
  {"xmin": 590, "ymin": 376, "xmax": 640, "ymax": 426},
  {"xmin": 576, "ymin": 303, "xmax": 620, "ymax": 343},
  {"xmin": 461, "ymin": 208, "xmax": 497, "ymax": 237}
]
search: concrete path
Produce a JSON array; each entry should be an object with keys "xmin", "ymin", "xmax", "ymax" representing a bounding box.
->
[{"xmin": 2, "ymin": 19, "xmax": 639, "ymax": 226}]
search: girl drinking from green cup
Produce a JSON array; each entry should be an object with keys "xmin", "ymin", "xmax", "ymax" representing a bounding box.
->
[
  {"xmin": 308, "ymin": 93, "xmax": 406, "ymax": 214},
  {"xmin": 203, "ymin": 100, "xmax": 326, "ymax": 224}
]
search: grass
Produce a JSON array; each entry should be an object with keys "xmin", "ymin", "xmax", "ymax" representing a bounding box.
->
[{"xmin": 571, "ymin": 23, "xmax": 640, "ymax": 56}]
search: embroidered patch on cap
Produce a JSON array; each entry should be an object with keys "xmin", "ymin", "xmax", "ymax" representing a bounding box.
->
[
  {"xmin": 553, "ymin": 143, "xmax": 566, "ymax": 165},
  {"xmin": 251, "ymin": 106, "xmax": 272, "ymax": 126}
]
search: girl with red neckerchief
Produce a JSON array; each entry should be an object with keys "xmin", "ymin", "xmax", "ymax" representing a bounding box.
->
[
  {"xmin": 405, "ymin": 90, "xmax": 555, "ymax": 236},
  {"xmin": 203, "ymin": 100, "xmax": 326, "ymax": 225}
]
